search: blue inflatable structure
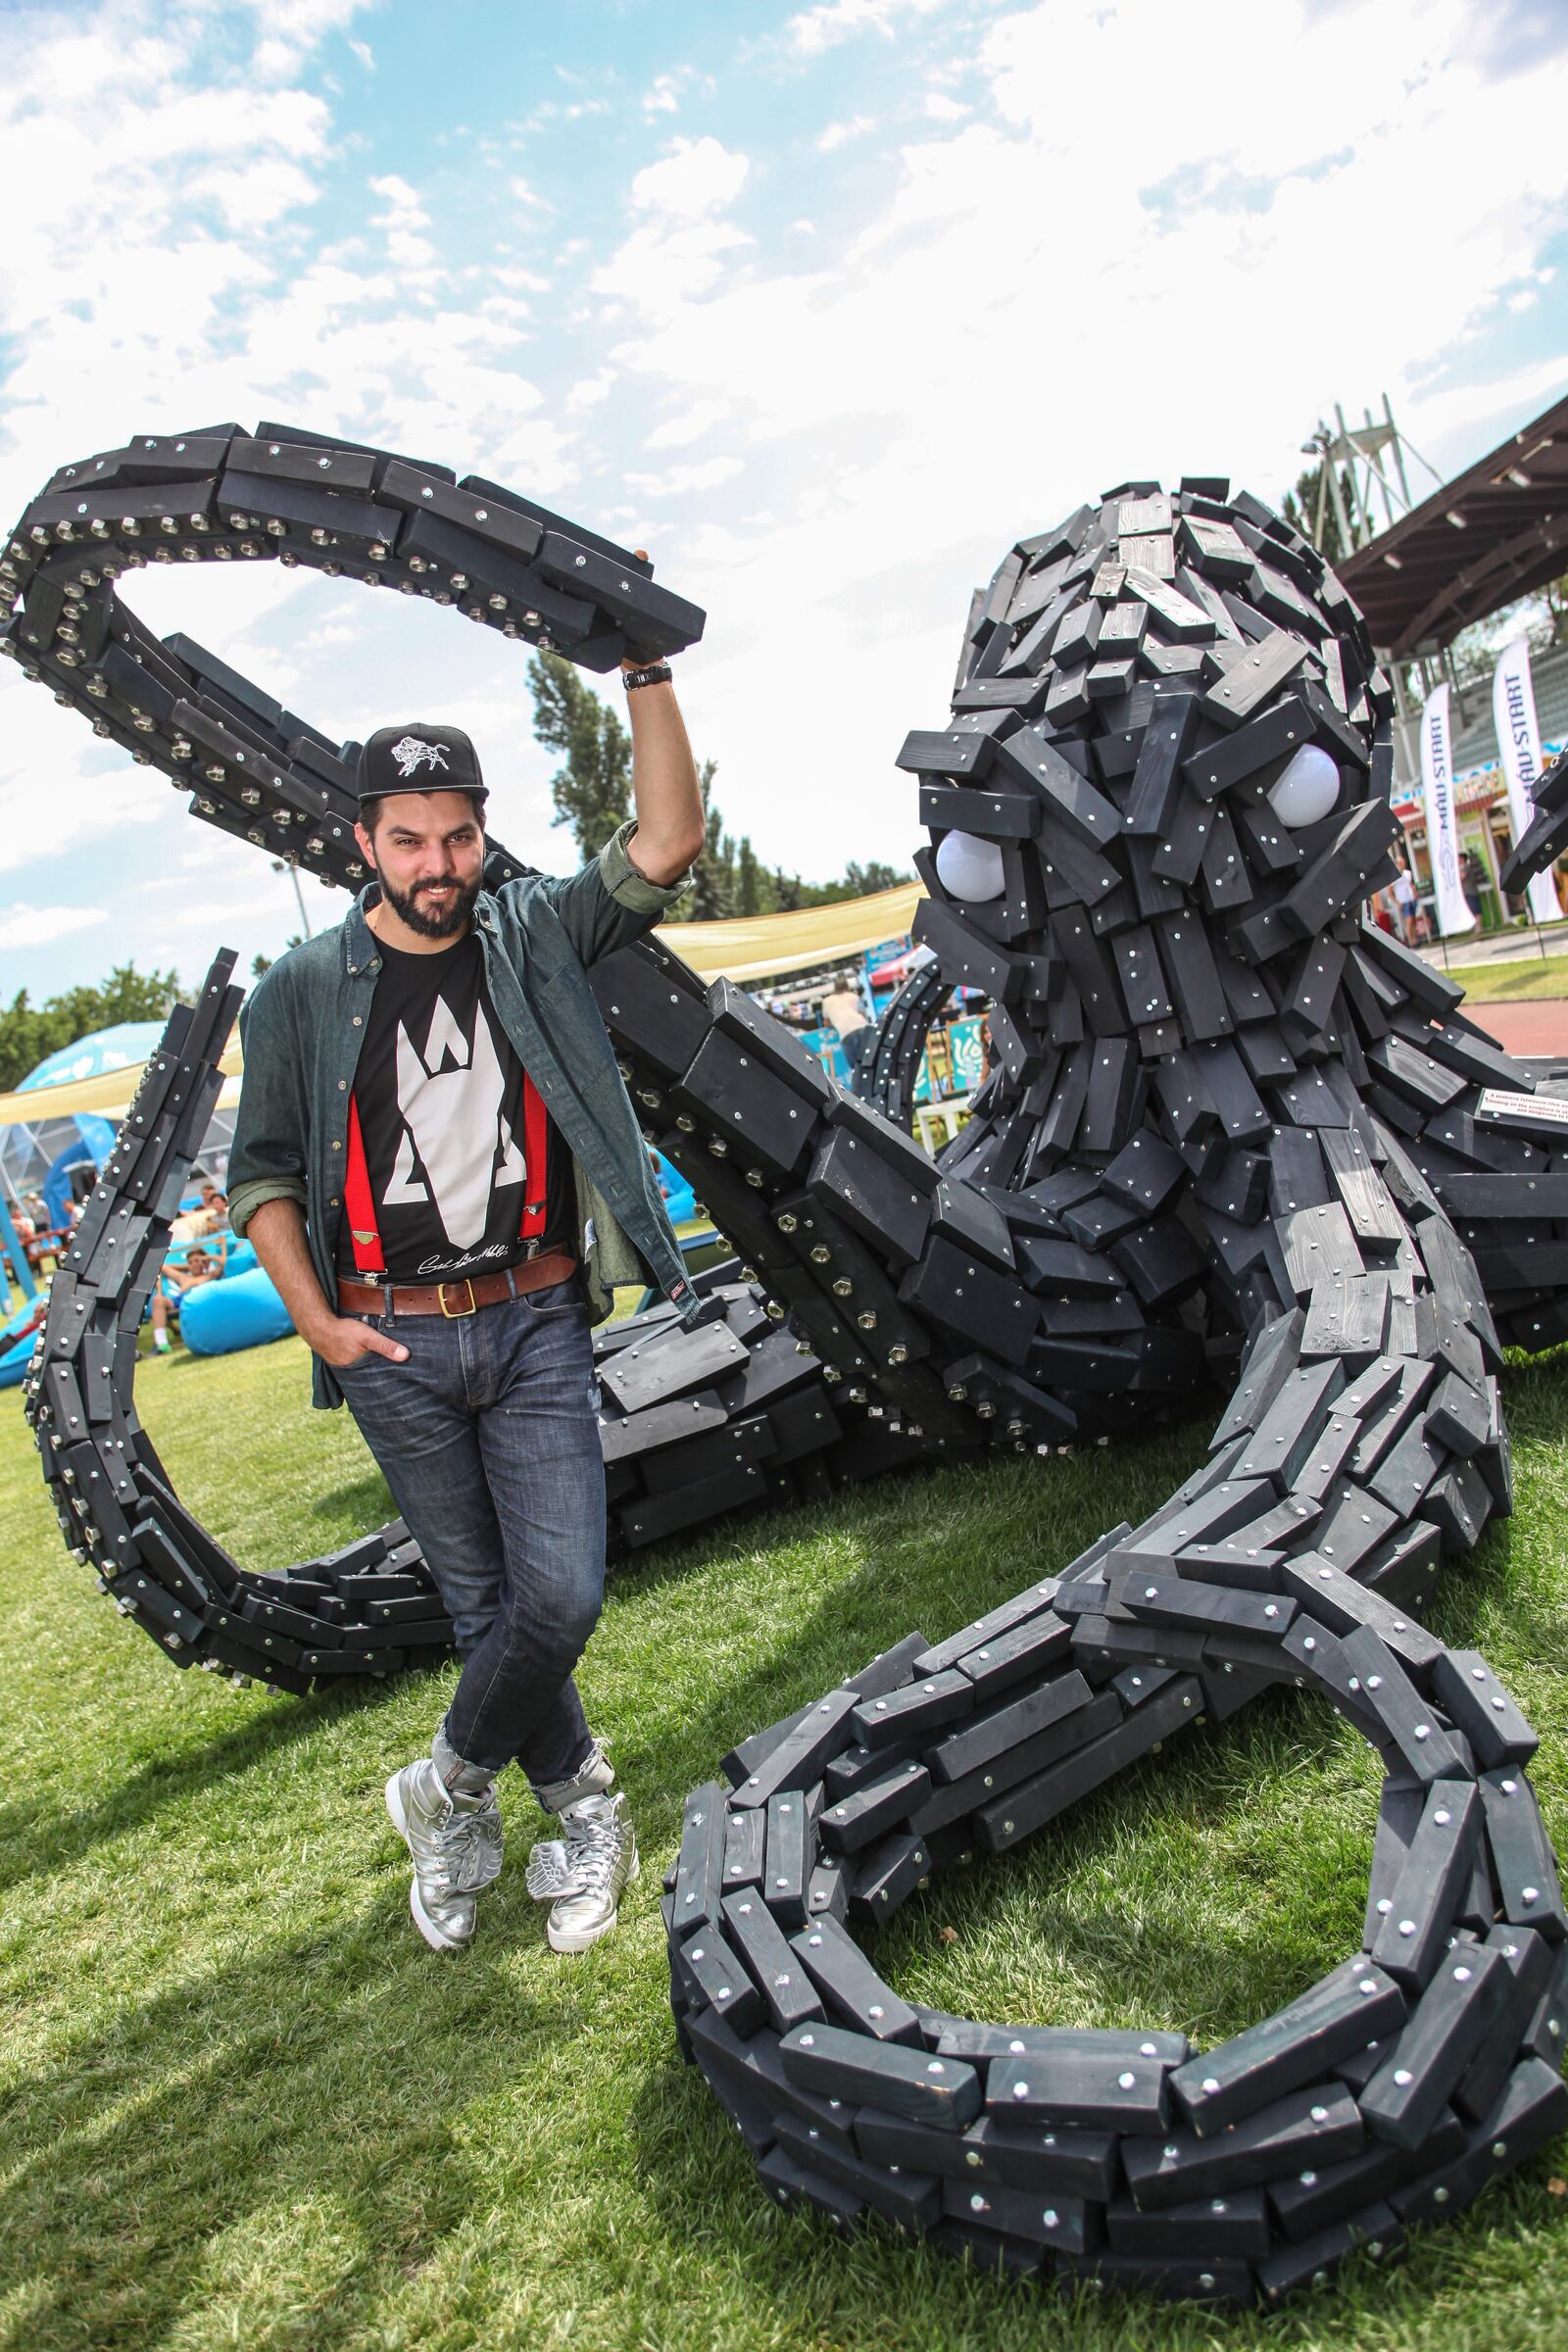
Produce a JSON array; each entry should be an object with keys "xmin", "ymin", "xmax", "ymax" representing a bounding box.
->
[
  {"xmin": 181, "ymin": 1262, "xmax": 293, "ymax": 1355},
  {"xmin": 0, "ymin": 1296, "xmax": 48, "ymax": 1389}
]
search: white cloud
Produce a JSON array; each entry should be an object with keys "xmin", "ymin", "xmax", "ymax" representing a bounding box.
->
[
  {"xmin": 0, "ymin": 903, "xmax": 108, "ymax": 952},
  {"xmin": 640, "ymin": 66, "xmax": 715, "ymax": 120},
  {"xmin": 817, "ymin": 117, "xmax": 876, "ymax": 152},
  {"xmin": 924, "ymin": 92, "xmax": 967, "ymax": 121},
  {"xmin": 1393, "ymin": 351, "xmax": 1568, "ymax": 446},
  {"xmin": 645, "ymin": 399, "xmax": 734, "ymax": 449},
  {"xmin": 783, "ymin": 0, "xmax": 946, "ymax": 57},
  {"xmin": 250, "ymin": 0, "xmax": 370, "ymax": 82},
  {"xmin": 594, "ymin": 140, "xmax": 754, "ymax": 312},
  {"xmin": 368, "ymin": 172, "xmax": 436, "ymax": 272},
  {"xmin": 0, "ymin": 655, "xmax": 173, "ymax": 881},
  {"xmin": 624, "ymin": 456, "xmax": 745, "ymax": 498},
  {"xmin": 630, "ymin": 136, "xmax": 750, "ymax": 221}
]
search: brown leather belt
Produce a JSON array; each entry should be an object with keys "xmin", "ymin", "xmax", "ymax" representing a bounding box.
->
[{"xmin": 337, "ymin": 1250, "xmax": 577, "ymax": 1319}]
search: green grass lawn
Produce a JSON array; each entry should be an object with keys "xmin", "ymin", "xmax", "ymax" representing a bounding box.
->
[
  {"xmin": 1443, "ymin": 951, "xmax": 1568, "ymax": 1004},
  {"xmin": 2, "ymin": 1331, "xmax": 1567, "ymax": 2352}
]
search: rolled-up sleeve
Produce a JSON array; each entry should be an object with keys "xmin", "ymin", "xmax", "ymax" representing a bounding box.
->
[
  {"xmin": 226, "ymin": 967, "xmax": 310, "ymax": 1240},
  {"xmin": 539, "ymin": 819, "xmax": 693, "ymax": 963}
]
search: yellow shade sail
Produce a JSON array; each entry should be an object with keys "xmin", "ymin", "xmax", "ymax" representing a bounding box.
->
[
  {"xmin": 0, "ymin": 1034, "xmax": 243, "ymax": 1127},
  {"xmin": 654, "ymin": 882, "xmax": 924, "ymax": 985}
]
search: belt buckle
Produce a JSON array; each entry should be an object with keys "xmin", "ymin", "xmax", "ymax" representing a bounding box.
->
[{"xmin": 438, "ymin": 1278, "xmax": 478, "ymax": 1318}]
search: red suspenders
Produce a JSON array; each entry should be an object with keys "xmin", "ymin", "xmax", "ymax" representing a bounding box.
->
[
  {"xmin": 343, "ymin": 1096, "xmax": 381, "ymax": 1276},
  {"xmin": 519, "ymin": 1075, "xmax": 549, "ymax": 1240},
  {"xmin": 343, "ymin": 1074, "xmax": 552, "ymax": 1279}
]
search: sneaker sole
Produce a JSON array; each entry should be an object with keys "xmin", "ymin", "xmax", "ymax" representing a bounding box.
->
[
  {"xmin": 546, "ymin": 1849, "xmax": 640, "ymax": 1954},
  {"xmin": 384, "ymin": 1771, "xmax": 471, "ymax": 1954}
]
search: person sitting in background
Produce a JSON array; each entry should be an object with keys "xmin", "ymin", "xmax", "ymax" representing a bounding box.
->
[
  {"xmin": 150, "ymin": 1237, "xmax": 227, "ymax": 1355},
  {"xmin": 170, "ymin": 1175, "xmax": 229, "ymax": 1245},
  {"xmin": 821, "ymin": 970, "xmax": 873, "ymax": 1081}
]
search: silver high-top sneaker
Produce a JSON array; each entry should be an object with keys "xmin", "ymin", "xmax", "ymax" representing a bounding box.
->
[
  {"xmin": 525, "ymin": 1788, "xmax": 639, "ymax": 1953},
  {"xmin": 384, "ymin": 1757, "xmax": 504, "ymax": 1952}
]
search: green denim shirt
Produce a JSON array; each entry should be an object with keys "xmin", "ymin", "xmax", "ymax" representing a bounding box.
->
[{"xmin": 227, "ymin": 818, "xmax": 699, "ymax": 1407}]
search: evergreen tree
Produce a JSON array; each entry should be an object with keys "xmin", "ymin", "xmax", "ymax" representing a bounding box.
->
[
  {"xmin": 843, "ymin": 859, "xmax": 908, "ymax": 898},
  {"xmin": 526, "ymin": 649, "xmax": 632, "ymax": 859},
  {"xmin": 736, "ymin": 836, "xmax": 768, "ymax": 917},
  {"xmin": 686, "ymin": 761, "xmax": 734, "ymax": 919},
  {"xmin": 1280, "ymin": 461, "xmax": 1356, "ymax": 567}
]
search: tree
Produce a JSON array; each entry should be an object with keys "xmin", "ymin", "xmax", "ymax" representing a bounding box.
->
[
  {"xmin": 1446, "ymin": 574, "xmax": 1568, "ymax": 700},
  {"xmin": 843, "ymin": 860, "xmax": 908, "ymax": 898},
  {"xmin": 250, "ymin": 938, "xmax": 301, "ymax": 981},
  {"xmin": 1280, "ymin": 461, "xmax": 1357, "ymax": 567},
  {"xmin": 527, "ymin": 649, "xmax": 632, "ymax": 859},
  {"xmin": 686, "ymin": 760, "xmax": 735, "ymax": 920},
  {"xmin": 735, "ymin": 836, "xmax": 766, "ymax": 918},
  {"xmin": 1543, "ymin": 569, "xmax": 1568, "ymax": 646},
  {"xmin": 0, "ymin": 961, "xmax": 179, "ymax": 1093}
]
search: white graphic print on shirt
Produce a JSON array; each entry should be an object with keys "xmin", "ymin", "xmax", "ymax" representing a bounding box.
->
[{"xmin": 385, "ymin": 991, "xmax": 524, "ymax": 1249}]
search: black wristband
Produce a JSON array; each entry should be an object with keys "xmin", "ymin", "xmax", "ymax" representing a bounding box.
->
[{"xmin": 622, "ymin": 662, "xmax": 673, "ymax": 691}]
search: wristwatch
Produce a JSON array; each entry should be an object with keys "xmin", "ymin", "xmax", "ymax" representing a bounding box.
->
[{"xmin": 622, "ymin": 662, "xmax": 673, "ymax": 691}]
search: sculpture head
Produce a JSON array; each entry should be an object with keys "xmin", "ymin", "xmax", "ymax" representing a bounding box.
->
[{"xmin": 902, "ymin": 480, "xmax": 1397, "ymax": 1076}]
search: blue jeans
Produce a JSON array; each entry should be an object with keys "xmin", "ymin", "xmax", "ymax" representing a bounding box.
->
[{"xmin": 335, "ymin": 1277, "xmax": 606, "ymax": 1790}]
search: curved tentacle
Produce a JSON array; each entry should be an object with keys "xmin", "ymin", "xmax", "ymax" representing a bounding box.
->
[{"xmin": 860, "ymin": 959, "xmax": 948, "ymax": 1128}]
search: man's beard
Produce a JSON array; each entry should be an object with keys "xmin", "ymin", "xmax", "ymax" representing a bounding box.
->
[{"xmin": 372, "ymin": 861, "xmax": 480, "ymax": 939}]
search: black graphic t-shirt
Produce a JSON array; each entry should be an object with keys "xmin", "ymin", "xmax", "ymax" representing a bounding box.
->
[{"xmin": 339, "ymin": 932, "xmax": 574, "ymax": 1282}]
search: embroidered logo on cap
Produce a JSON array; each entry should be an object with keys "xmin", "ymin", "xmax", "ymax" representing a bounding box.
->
[{"xmin": 389, "ymin": 735, "xmax": 450, "ymax": 779}]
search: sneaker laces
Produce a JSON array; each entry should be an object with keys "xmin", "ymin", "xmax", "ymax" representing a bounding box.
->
[
  {"xmin": 436, "ymin": 1790, "xmax": 500, "ymax": 1894},
  {"xmin": 546, "ymin": 1796, "xmax": 622, "ymax": 1906}
]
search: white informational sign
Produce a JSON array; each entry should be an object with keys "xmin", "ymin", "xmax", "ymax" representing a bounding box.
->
[
  {"xmin": 1420, "ymin": 683, "xmax": 1476, "ymax": 937},
  {"xmin": 1478, "ymin": 1087, "xmax": 1568, "ymax": 1131},
  {"xmin": 1492, "ymin": 635, "xmax": 1562, "ymax": 928}
]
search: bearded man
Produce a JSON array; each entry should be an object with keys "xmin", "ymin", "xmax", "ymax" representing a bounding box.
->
[{"xmin": 228, "ymin": 650, "xmax": 704, "ymax": 1955}]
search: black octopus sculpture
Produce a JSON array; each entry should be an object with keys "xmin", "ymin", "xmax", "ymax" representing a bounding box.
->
[{"xmin": 4, "ymin": 433, "xmax": 1564, "ymax": 2306}]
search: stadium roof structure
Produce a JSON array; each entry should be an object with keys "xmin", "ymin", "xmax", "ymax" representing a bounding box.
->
[{"xmin": 1338, "ymin": 393, "xmax": 1568, "ymax": 659}]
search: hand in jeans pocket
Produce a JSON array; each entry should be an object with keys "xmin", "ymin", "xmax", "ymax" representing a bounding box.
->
[{"xmin": 322, "ymin": 1312, "xmax": 410, "ymax": 1371}]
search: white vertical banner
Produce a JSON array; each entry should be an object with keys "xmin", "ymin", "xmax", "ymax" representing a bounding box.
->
[
  {"xmin": 1493, "ymin": 635, "xmax": 1562, "ymax": 927},
  {"xmin": 1421, "ymin": 683, "xmax": 1476, "ymax": 937}
]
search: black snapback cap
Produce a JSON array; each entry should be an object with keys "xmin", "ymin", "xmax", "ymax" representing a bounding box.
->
[{"xmin": 357, "ymin": 722, "xmax": 486, "ymax": 806}]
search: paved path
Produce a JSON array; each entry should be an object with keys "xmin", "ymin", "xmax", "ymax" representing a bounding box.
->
[
  {"xmin": 1466, "ymin": 999, "xmax": 1568, "ymax": 1056},
  {"xmin": 1418, "ymin": 925, "xmax": 1568, "ymax": 970}
]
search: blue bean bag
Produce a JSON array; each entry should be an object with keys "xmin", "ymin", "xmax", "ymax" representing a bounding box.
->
[
  {"xmin": 0, "ymin": 1298, "xmax": 46, "ymax": 1390},
  {"xmin": 181, "ymin": 1264, "xmax": 294, "ymax": 1355}
]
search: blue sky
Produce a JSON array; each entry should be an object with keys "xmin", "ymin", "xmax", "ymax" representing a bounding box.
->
[{"xmin": 2, "ymin": 0, "xmax": 1567, "ymax": 1005}]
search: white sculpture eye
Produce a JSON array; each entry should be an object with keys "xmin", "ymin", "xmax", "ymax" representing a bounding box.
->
[
  {"xmin": 1268, "ymin": 743, "xmax": 1340, "ymax": 827},
  {"xmin": 935, "ymin": 829, "xmax": 1005, "ymax": 901}
]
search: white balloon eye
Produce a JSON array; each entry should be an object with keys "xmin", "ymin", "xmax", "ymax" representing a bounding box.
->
[
  {"xmin": 1268, "ymin": 743, "xmax": 1340, "ymax": 828},
  {"xmin": 935, "ymin": 828, "xmax": 1005, "ymax": 902}
]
